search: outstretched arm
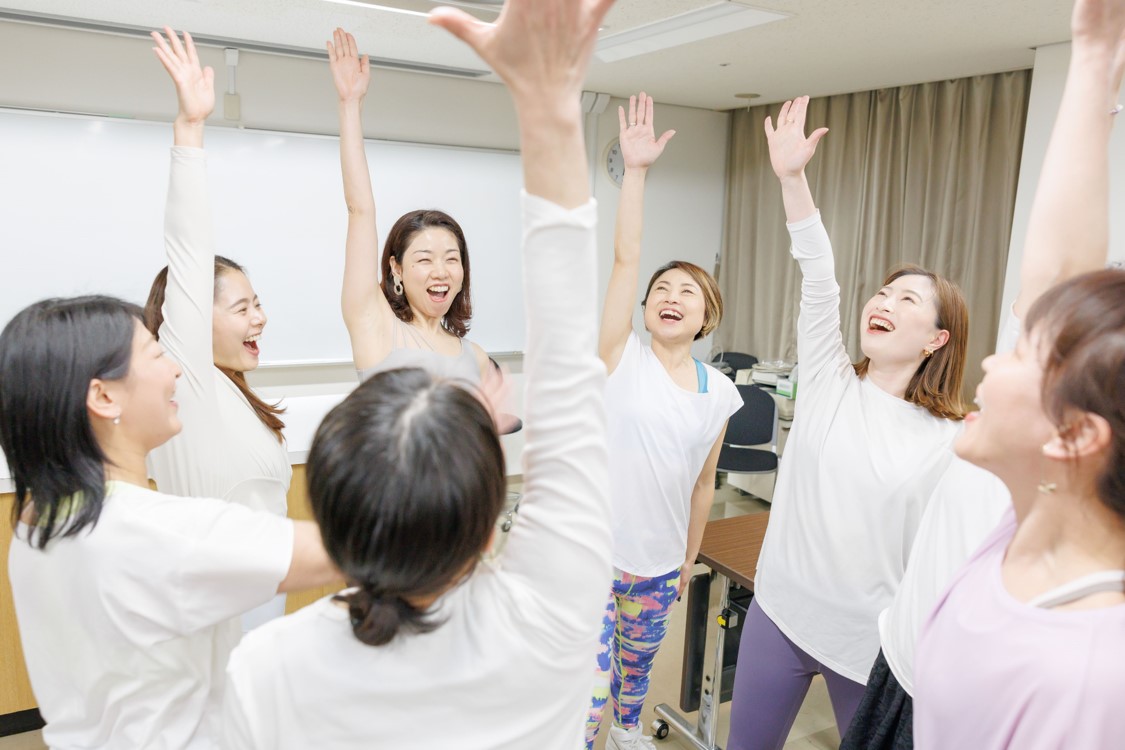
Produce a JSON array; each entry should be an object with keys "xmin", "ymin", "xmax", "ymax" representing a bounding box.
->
[
  {"xmin": 599, "ymin": 93, "xmax": 675, "ymax": 373},
  {"xmin": 150, "ymin": 28, "xmax": 219, "ymax": 396},
  {"xmin": 431, "ymin": 0, "xmax": 615, "ymax": 638},
  {"xmin": 328, "ymin": 28, "xmax": 394, "ymax": 370},
  {"xmin": 1013, "ymin": 0, "xmax": 1125, "ymax": 318}
]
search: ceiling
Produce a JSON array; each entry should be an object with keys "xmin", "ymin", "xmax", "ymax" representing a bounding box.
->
[{"xmin": 0, "ymin": 0, "xmax": 1074, "ymax": 110}]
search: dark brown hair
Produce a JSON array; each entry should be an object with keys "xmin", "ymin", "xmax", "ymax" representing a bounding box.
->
[
  {"xmin": 641, "ymin": 260, "xmax": 724, "ymax": 341},
  {"xmin": 308, "ymin": 367, "xmax": 506, "ymax": 646},
  {"xmin": 381, "ymin": 210, "xmax": 473, "ymax": 338},
  {"xmin": 0, "ymin": 296, "xmax": 141, "ymax": 548},
  {"xmin": 1026, "ymin": 269, "xmax": 1125, "ymax": 520},
  {"xmin": 854, "ymin": 264, "xmax": 968, "ymax": 420},
  {"xmin": 144, "ymin": 256, "xmax": 285, "ymax": 441}
]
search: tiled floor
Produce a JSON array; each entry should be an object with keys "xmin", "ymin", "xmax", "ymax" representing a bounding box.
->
[{"xmin": 1, "ymin": 482, "xmax": 838, "ymax": 750}]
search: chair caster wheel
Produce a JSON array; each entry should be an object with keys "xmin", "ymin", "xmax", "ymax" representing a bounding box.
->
[{"xmin": 650, "ymin": 719, "xmax": 670, "ymax": 740}]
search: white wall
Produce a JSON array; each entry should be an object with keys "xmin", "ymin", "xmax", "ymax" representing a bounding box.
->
[
  {"xmin": 0, "ymin": 19, "xmax": 730, "ymax": 484},
  {"xmin": 998, "ymin": 41, "xmax": 1125, "ymax": 331}
]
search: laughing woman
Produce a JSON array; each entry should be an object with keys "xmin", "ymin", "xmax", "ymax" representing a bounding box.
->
[
  {"xmin": 143, "ymin": 28, "xmax": 293, "ymax": 631},
  {"xmin": 328, "ymin": 28, "xmax": 489, "ymax": 384},
  {"xmin": 586, "ymin": 93, "xmax": 742, "ymax": 750},
  {"xmin": 725, "ymin": 96, "xmax": 970, "ymax": 749},
  {"xmin": 0, "ymin": 296, "xmax": 336, "ymax": 749}
]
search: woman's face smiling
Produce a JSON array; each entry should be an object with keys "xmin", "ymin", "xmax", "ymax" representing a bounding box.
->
[
  {"xmin": 212, "ymin": 269, "xmax": 267, "ymax": 372},
  {"xmin": 859, "ymin": 274, "xmax": 949, "ymax": 366},
  {"xmin": 391, "ymin": 227, "xmax": 464, "ymax": 322},
  {"xmin": 643, "ymin": 268, "xmax": 706, "ymax": 344},
  {"xmin": 955, "ymin": 326, "xmax": 1055, "ymax": 479}
]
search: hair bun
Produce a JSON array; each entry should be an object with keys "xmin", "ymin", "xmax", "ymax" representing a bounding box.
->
[{"xmin": 347, "ymin": 586, "xmax": 409, "ymax": 646}]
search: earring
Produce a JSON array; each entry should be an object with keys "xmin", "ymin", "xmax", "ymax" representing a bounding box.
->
[
  {"xmin": 1038, "ymin": 480, "xmax": 1057, "ymax": 494},
  {"xmin": 922, "ymin": 348, "xmax": 933, "ymax": 359},
  {"xmin": 113, "ymin": 415, "xmax": 121, "ymax": 425},
  {"xmin": 393, "ymin": 277, "xmax": 404, "ymax": 296}
]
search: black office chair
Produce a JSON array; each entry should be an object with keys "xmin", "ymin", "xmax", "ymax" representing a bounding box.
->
[
  {"xmin": 710, "ymin": 352, "xmax": 759, "ymax": 381},
  {"xmin": 717, "ymin": 384, "xmax": 779, "ymax": 497}
]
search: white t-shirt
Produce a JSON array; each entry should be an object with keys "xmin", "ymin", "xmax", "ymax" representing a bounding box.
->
[
  {"xmin": 147, "ymin": 147, "xmax": 292, "ymax": 518},
  {"xmin": 606, "ymin": 332, "xmax": 742, "ymax": 576},
  {"xmin": 221, "ymin": 192, "xmax": 612, "ymax": 750},
  {"xmin": 877, "ymin": 312, "xmax": 1021, "ymax": 695},
  {"xmin": 753, "ymin": 213, "xmax": 961, "ymax": 683},
  {"xmin": 7, "ymin": 481, "xmax": 293, "ymax": 749}
]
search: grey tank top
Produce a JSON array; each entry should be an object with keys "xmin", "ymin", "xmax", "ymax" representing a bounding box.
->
[{"xmin": 357, "ymin": 317, "xmax": 481, "ymax": 385}]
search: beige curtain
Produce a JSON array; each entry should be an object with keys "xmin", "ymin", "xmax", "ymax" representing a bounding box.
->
[{"xmin": 717, "ymin": 70, "xmax": 1031, "ymax": 396}]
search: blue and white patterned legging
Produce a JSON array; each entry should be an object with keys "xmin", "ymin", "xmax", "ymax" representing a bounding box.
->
[{"xmin": 585, "ymin": 567, "xmax": 681, "ymax": 749}]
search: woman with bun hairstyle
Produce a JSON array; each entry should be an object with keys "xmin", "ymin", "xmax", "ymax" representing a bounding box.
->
[
  {"xmin": 726, "ymin": 95, "xmax": 970, "ymax": 749},
  {"xmin": 221, "ymin": 1, "xmax": 615, "ymax": 747},
  {"xmin": 329, "ymin": 28, "xmax": 490, "ymax": 384}
]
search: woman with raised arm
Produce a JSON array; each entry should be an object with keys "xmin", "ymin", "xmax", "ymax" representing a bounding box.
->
[
  {"xmin": 328, "ymin": 28, "xmax": 489, "ymax": 383},
  {"xmin": 725, "ymin": 97, "xmax": 970, "ymax": 749},
  {"xmin": 842, "ymin": 1, "xmax": 1125, "ymax": 746},
  {"xmin": 221, "ymin": 1, "xmax": 614, "ymax": 748},
  {"xmin": 586, "ymin": 92, "xmax": 742, "ymax": 750},
  {"xmin": 0, "ymin": 295, "xmax": 337, "ymax": 749},
  {"xmin": 143, "ymin": 28, "xmax": 292, "ymax": 630}
]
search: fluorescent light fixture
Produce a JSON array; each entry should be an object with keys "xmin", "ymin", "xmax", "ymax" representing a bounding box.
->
[
  {"xmin": 319, "ymin": 0, "xmax": 430, "ymax": 17},
  {"xmin": 595, "ymin": 2, "xmax": 788, "ymax": 63}
]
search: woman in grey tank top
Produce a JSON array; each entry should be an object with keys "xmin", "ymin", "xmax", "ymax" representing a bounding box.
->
[{"xmin": 329, "ymin": 29, "xmax": 488, "ymax": 386}]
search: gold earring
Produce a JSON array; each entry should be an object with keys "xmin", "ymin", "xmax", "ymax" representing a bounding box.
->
[
  {"xmin": 922, "ymin": 348, "xmax": 933, "ymax": 359},
  {"xmin": 1037, "ymin": 480, "xmax": 1057, "ymax": 494}
]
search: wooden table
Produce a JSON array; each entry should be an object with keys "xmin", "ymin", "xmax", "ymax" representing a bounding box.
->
[{"xmin": 654, "ymin": 512, "xmax": 769, "ymax": 750}]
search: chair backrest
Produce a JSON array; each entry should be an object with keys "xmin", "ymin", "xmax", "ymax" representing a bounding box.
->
[
  {"xmin": 725, "ymin": 384, "xmax": 778, "ymax": 450},
  {"xmin": 712, "ymin": 352, "xmax": 759, "ymax": 373}
]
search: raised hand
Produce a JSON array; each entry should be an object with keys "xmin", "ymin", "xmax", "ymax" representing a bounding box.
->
[
  {"xmin": 1072, "ymin": 0, "xmax": 1125, "ymax": 52},
  {"xmin": 763, "ymin": 96, "xmax": 828, "ymax": 180},
  {"xmin": 151, "ymin": 27, "xmax": 215, "ymax": 125},
  {"xmin": 429, "ymin": 0, "xmax": 613, "ymax": 106},
  {"xmin": 618, "ymin": 92, "xmax": 675, "ymax": 171},
  {"xmin": 328, "ymin": 28, "xmax": 371, "ymax": 104}
]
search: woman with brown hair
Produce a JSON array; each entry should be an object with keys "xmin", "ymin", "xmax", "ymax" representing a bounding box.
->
[
  {"xmin": 328, "ymin": 28, "xmax": 490, "ymax": 384},
  {"xmin": 587, "ymin": 93, "xmax": 743, "ymax": 750},
  {"xmin": 726, "ymin": 95, "xmax": 970, "ymax": 749},
  {"xmin": 144, "ymin": 27, "xmax": 292, "ymax": 630}
]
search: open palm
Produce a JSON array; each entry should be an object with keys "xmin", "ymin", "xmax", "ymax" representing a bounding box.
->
[
  {"xmin": 328, "ymin": 28, "xmax": 370, "ymax": 103},
  {"xmin": 151, "ymin": 27, "xmax": 214, "ymax": 122},
  {"xmin": 764, "ymin": 96, "xmax": 827, "ymax": 180},
  {"xmin": 618, "ymin": 92, "xmax": 675, "ymax": 170}
]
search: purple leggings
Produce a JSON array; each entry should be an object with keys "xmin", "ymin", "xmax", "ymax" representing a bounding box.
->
[{"xmin": 726, "ymin": 598, "xmax": 866, "ymax": 750}]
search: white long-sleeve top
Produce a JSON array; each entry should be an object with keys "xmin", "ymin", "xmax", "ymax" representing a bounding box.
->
[
  {"xmin": 753, "ymin": 212, "xmax": 959, "ymax": 683},
  {"xmin": 876, "ymin": 312, "xmax": 1021, "ymax": 695},
  {"xmin": 221, "ymin": 192, "xmax": 612, "ymax": 750},
  {"xmin": 147, "ymin": 147, "xmax": 291, "ymax": 517},
  {"xmin": 8, "ymin": 481, "xmax": 293, "ymax": 749}
]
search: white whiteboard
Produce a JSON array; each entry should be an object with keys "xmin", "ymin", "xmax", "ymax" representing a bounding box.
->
[{"xmin": 0, "ymin": 108, "xmax": 525, "ymax": 363}]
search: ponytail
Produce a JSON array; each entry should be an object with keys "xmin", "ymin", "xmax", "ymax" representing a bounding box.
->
[{"xmin": 338, "ymin": 584, "xmax": 441, "ymax": 646}]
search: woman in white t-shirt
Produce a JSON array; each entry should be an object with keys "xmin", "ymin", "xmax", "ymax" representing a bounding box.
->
[
  {"xmin": 842, "ymin": 0, "xmax": 1125, "ymax": 743},
  {"xmin": 328, "ymin": 28, "xmax": 489, "ymax": 385},
  {"xmin": 220, "ymin": 2, "xmax": 615, "ymax": 748},
  {"xmin": 142, "ymin": 28, "xmax": 292, "ymax": 630},
  {"xmin": 0, "ymin": 295, "xmax": 337, "ymax": 750},
  {"xmin": 586, "ymin": 93, "xmax": 743, "ymax": 750},
  {"xmin": 726, "ymin": 96, "xmax": 970, "ymax": 749}
]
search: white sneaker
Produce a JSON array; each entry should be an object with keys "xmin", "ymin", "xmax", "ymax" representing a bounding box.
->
[{"xmin": 606, "ymin": 724, "xmax": 657, "ymax": 750}]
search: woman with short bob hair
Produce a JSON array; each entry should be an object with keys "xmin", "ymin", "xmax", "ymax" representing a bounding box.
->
[
  {"xmin": 220, "ymin": 2, "xmax": 615, "ymax": 747},
  {"xmin": 0, "ymin": 295, "xmax": 336, "ymax": 749},
  {"xmin": 587, "ymin": 93, "xmax": 742, "ymax": 750},
  {"xmin": 726, "ymin": 95, "xmax": 970, "ymax": 748},
  {"xmin": 328, "ymin": 28, "xmax": 489, "ymax": 384}
]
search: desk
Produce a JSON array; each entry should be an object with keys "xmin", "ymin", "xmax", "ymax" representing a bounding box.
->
[{"xmin": 654, "ymin": 512, "xmax": 769, "ymax": 749}]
